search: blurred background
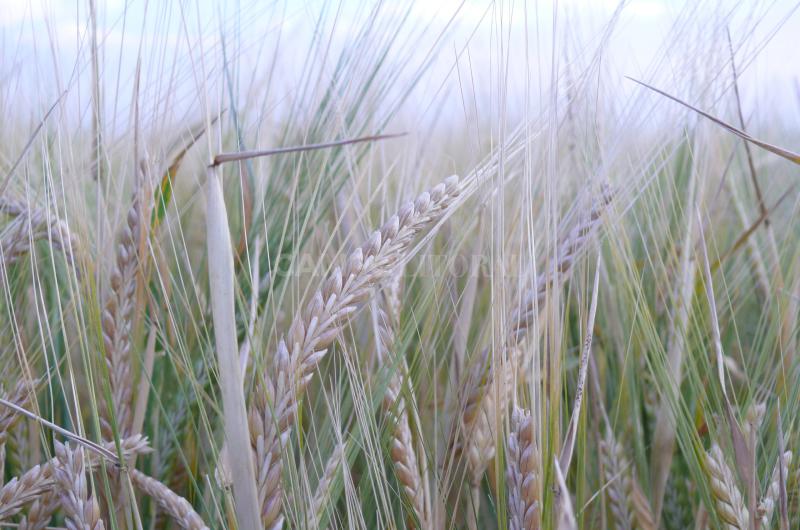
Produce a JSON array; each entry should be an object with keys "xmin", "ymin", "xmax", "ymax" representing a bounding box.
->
[{"xmin": 2, "ymin": 0, "xmax": 798, "ymax": 141}]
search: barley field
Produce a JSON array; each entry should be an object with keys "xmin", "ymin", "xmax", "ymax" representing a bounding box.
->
[{"xmin": 1, "ymin": 1, "xmax": 799, "ymax": 529}]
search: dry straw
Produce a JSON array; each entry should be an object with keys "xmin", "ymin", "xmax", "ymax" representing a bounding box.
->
[
  {"xmin": 249, "ymin": 175, "xmax": 462, "ymax": 529},
  {"xmin": 553, "ymin": 457, "xmax": 576, "ymax": 530},
  {"xmin": 206, "ymin": 164, "xmax": 262, "ymax": 530},
  {"xmin": 559, "ymin": 258, "xmax": 601, "ymax": 474}
]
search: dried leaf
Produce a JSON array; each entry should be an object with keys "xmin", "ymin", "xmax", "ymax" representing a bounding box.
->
[
  {"xmin": 628, "ymin": 77, "xmax": 800, "ymax": 165},
  {"xmin": 205, "ymin": 165, "xmax": 261, "ymax": 529}
]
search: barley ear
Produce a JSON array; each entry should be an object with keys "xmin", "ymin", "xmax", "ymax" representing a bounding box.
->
[
  {"xmin": 0, "ymin": 462, "xmax": 55, "ymax": 521},
  {"xmin": 600, "ymin": 429, "xmax": 655, "ymax": 530},
  {"xmin": 16, "ymin": 488, "xmax": 59, "ymax": 530},
  {"xmin": 0, "ymin": 198, "xmax": 77, "ymax": 267},
  {"xmin": 630, "ymin": 478, "xmax": 657, "ymax": 530},
  {"xmin": 705, "ymin": 444, "xmax": 749, "ymax": 529},
  {"xmin": 376, "ymin": 279, "xmax": 429, "ymax": 528},
  {"xmin": 311, "ymin": 442, "xmax": 344, "ymax": 528},
  {"xmin": 506, "ymin": 406, "xmax": 541, "ymax": 530},
  {"xmin": 508, "ymin": 189, "xmax": 613, "ymax": 345},
  {"xmin": 757, "ymin": 451, "xmax": 793, "ymax": 528},
  {"xmin": 0, "ymin": 435, "xmax": 150, "ymax": 522},
  {"xmin": 600, "ymin": 435, "xmax": 634, "ymax": 530},
  {"xmin": 100, "ymin": 191, "xmax": 146, "ymax": 438},
  {"xmin": 1, "ymin": 379, "xmax": 37, "ymax": 446},
  {"xmin": 250, "ymin": 174, "xmax": 462, "ymax": 529},
  {"xmin": 458, "ymin": 190, "xmax": 611, "ymax": 486},
  {"xmin": 53, "ymin": 441, "xmax": 105, "ymax": 530},
  {"xmin": 130, "ymin": 468, "xmax": 210, "ymax": 530}
]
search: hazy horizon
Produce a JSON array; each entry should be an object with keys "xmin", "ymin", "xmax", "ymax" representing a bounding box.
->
[{"xmin": 2, "ymin": 0, "xmax": 798, "ymax": 136}]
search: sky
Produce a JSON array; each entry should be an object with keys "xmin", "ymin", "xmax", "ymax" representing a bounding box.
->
[{"xmin": 0, "ymin": 0, "xmax": 798, "ymax": 133}]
